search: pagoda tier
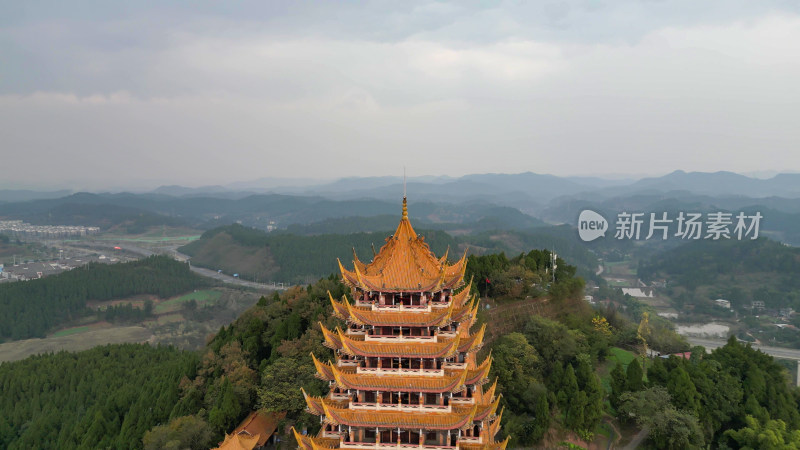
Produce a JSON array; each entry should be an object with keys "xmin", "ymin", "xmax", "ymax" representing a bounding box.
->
[
  {"xmin": 338, "ymin": 200, "xmax": 467, "ymax": 294},
  {"xmin": 296, "ymin": 198, "xmax": 507, "ymax": 450}
]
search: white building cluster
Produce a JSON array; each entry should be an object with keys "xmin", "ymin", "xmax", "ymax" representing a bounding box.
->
[{"xmin": 0, "ymin": 220, "xmax": 100, "ymax": 239}]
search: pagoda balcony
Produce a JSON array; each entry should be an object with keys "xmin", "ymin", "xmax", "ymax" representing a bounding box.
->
[
  {"xmin": 356, "ymin": 366, "xmax": 444, "ymax": 377},
  {"xmin": 340, "ymin": 442, "xmax": 457, "ymax": 450},
  {"xmin": 349, "ymin": 402, "xmax": 452, "ymax": 413},
  {"xmin": 338, "ymin": 360, "xmax": 361, "ymax": 367},
  {"xmin": 430, "ymin": 302, "xmax": 451, "ymax": 309},
  {"xmin": 457, "ymin": 436, "xmax": 482, "ymax": 444},
  {"xmin": 323, "ymin": 430, "xmax": 345, "ymax": 439},
  {"xmin": 348, "ymin": 329, "xmax": 368, "ymax": 335},
  {"xmin": 448, "ymin": 397, "xmax": 475, "ymax": 405},
  {"xmin": 330, "ymin": 392, "xmax": 351, "ymax": 401},
  {"xmin": 364, "ymin": 334, "xmax": 437, "ymax": 343},
  {"xmin": 442, "ymin": 362, "xmax": 466, "ymax": 370},
  {"xmin": 368, "ymin": 303, "xmax": 432, "ymax": 312},
  {"xmin": 437, "ymin": 330, "xmax": 457, "ymax": 339}
]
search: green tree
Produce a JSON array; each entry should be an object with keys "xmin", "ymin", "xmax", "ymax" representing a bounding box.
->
[
  {"xmin": 491, "ymin": 333, "xmax": 539, "ymax": 414},
  {"xmin": 626, "ymin": 358, "xmax": 644, "ymax": 392},
  {"xmin": 667, "ymin": 366, "xmax": 700, "ymax": 413},
  {"xmin": 724, "ymin": 415, "xmax": 800, "ymax": 450},
  {"xmin": 143, "ymin": 415, "xmax": 214, "ymax": 450},
  {"xmin": 609, "ymin": 362, "xmax": 627, "ymax": 409}
]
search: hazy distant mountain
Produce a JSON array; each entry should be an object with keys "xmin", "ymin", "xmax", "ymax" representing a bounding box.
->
[
  {"xmin": 152, "ymin": 185, "xmax": 235, "ymax": 197},
  {"xmin": 603, "ymin": 170, "xmax": 800, "ymax": 198},
  {"xmin": 0, "ymin": 189, "xmax": 72, "ymax": 203}
]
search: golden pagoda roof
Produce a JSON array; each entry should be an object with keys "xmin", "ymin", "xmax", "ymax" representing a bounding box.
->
[
  {"xmin": 474, "ymin": 395, "xmax": 502, "ymax": 422},
  {"xmin": 477, "ymin": 377, "xmax": 498, "ymax": 403},
  {"xmin": 459, "ymin": 436, "xmax": 510, "ymax": 450},
  {"xmin": 327, "ymin": 363, "xmax": 468, "ymax": 393},
  {"xmin": 339, "ymin": 198, "xmax": 468, "ymax": 293},
  {"xmin": 329, "ymin": 286, "xmax": 477, "ymax": 328},
  {"xmin": 331, "ymin": 326, "xmax": 462, "ymax": 359},
  {"xmin": 458, "ymin": 323, "xmax": 486, "ymax": 354},
  {"xmin": 212, "ymin": 432, "xmax": 260, "ymax": 450},
  {"xmin": 321, "ymin": 402, "xmax": 478, "ymax": 430},
  {"xmin": 320, "ymin": 324, "xmax": 343, "ymax": 349},
  {"xmin": 488, "ymin": 407, "xmax": 504, "ymax": 439},
  {"xmin": 292, "ymin": 427, "xmax": 338, "ymax": 450},
  {"xmin": 302, "ymin": 388, "xmax": 349, "ymax": 416},
  {"xmin": 464, "ymin": 354, "xmax": 492, "ymax": 386},
  {"xmin": 451, "ymin": 395, "xmax": 501, "ymax": 422}
]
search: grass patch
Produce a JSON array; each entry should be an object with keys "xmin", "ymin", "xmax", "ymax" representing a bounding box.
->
[
  {"xmin": 51, "ymin": 326, "xmax": 91, "ymax": 338},
  {"xmin": 156, "ymin": 314, "xmax": 184, "ymax": 325},
  {"xmin": 600, "ymin": 347, "xmax": 638, "ymax": 394},
  {"xmin": 154, "ymin": 289, "xmax": 222, "ymax": 314},
  {"xmin": 608, "ymin": 347, "xmax": 636, "ymax": 366}
]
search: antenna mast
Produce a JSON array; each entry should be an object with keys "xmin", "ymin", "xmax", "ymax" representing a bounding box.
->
[{"xmin": 403, "ymin": 166, "xmax": 407, "ymax": 199}]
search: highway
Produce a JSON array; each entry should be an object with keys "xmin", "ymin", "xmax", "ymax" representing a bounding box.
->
[
  {"xmin": 73, "ymin": 241, "xmax": 287, "ymax": 291},
  {"xmin": 686, "ymin": 337, "xmax": 800, "ymax": 361}
]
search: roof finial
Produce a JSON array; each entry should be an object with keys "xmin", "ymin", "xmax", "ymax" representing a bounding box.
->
[
  {"xmin": 403, "ymin": 166, "xmax": 407, "ymax": 199},
  {"xmin": 402, "ymin": 167, "xmax": 408, "ymax": 220}
]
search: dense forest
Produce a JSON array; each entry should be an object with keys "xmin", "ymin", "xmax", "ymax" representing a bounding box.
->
[
  {"xmin": 0, "ymin": 255, "xmax": 212, "ymax": 341},
  {"xmin": 611, "ymin": 337, "xmax": 800, "ymax": 448},
  {"xmin": 180, "ymin": 224, "xmax": 457, "ymax": 284},
  {"xmin": 180, "ymin": 222, "xmax": 602, "ymax": 285},
  {"xmin": 638, "ymin": 237, "xmax": 800, "ymax": 310},
  {"xmin": 0, "ymin": 344, "xmax": 199, "ymax": 449}
]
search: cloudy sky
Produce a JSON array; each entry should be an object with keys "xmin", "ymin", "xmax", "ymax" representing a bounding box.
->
[{"xmin": 2, "ymin": 1, "xmax": 799, "ymax": 189}]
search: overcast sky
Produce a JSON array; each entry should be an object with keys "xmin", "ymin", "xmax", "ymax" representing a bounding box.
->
[{"xmin": 2, "ymin": 1, "xmax": 799, "ymax": 189}]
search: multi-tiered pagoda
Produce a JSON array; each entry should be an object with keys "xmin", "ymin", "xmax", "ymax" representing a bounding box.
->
[{"xmin": 294, "ymin": 198, "xmax": 507, "ymax": 450}]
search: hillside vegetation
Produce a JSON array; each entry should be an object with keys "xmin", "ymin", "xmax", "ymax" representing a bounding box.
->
[
  {"xmin": 0, "ymin": 344, "xmax": 199, "ymax": 449},
  {"xmin": 0, "ymin": 255, "xmax": 213, "ymax": 341},
  {"xmin": 638, "ymin": 238, "xmax": 800, "ymax": 311},
  {"xmin": 180, "ymin": 224, "xmax": 457, "ymax": 283}
]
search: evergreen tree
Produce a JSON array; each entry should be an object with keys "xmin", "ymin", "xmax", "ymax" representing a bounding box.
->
[
  {"xmin": 610, "ymin": 362, "xmax": 627, "ymax": 409},
  {"xmin": 626, "ymin": 358, "xmax": 644, "ymax": 392},
  {"xmin": 667, "ymin": 366, "xmax": 701, "ymax": 413}
]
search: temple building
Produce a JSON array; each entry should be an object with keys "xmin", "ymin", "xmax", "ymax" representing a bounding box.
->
[{"xmin": 294, "ymin": 198, "xmax": 507, "ymax": 450}]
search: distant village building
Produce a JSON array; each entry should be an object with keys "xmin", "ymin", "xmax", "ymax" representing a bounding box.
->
[
  {"xmin": 0, "ymin": 220, "xmax": 100, "ymax": 240},
  {"xmin": 714, "ymin": 299, "xmax": 731, "ymax": 309},
  {"xmin": 751, "ymin": 301, "xmax": 766, "ymax": 312}
]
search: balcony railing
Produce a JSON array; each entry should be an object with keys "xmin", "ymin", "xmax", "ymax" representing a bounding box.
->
[
  {"xmin": 350, "ymin": 402, "xmax": 451, "ymax": 413},
  {"xmin": 449, "ymin": 397, "xmax": 475, "ymax": 405},
  {"xmin": 339, "ymin": 441, "xmax": 457, "ymax": 450},
  {"xmin": 356, "ymin": 366, "xmax": 444, "ymax": 377},
  {"xmin": 442, "ymin": 362, "xmax": 466, "ymax": 370},
  {"xmin": 369, "ymin": 304, "xmax": 432, "ymax": 312},
  {"xmin": 330, "ymin": 392, "xmax": 351, "ymax": 401},
  {"xmin": 364, "ymin": 334, "xmax": 437, "ymax": 343}
]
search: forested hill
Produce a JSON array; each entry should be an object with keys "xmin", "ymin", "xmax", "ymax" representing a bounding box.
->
[
  {"xmin": 0, "ymin": 344, "xmax": 198, "ymax": 449},
  {"xmin": 0, "ymin": 255, "xmax": 213, "ymax": 341},
  {"xmin": 179, "ymin": 224, "xmax": 458, "ymax": 284},
  {"xmin": 638, "ymin": 237, "xmax": 800, "ymax": 309}
]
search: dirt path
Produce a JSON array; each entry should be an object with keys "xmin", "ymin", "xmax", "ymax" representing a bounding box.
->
[{"xmin": 622, "ymin": 428, "xmax": 649, "ymax": 449}]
